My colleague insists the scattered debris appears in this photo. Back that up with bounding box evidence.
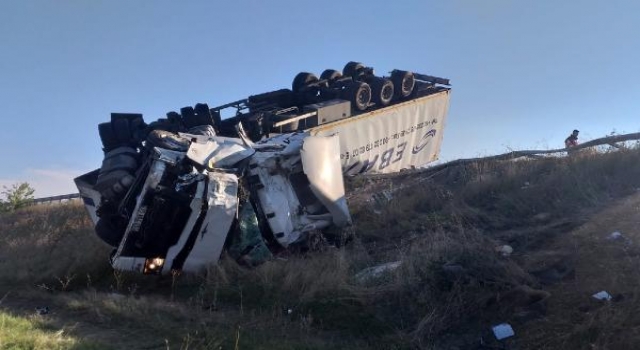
[495,245,514,257]
[592,291,612,301]
[605,231,632,246]
[491,323,515,340]
[607,231,623,240]
[355,261,402,283]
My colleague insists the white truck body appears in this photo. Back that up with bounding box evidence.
[310,90,450,175]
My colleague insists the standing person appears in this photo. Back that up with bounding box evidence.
[565,129,579,148]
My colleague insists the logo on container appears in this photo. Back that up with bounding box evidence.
[412,129,437,154]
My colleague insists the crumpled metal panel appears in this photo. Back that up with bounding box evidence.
[186,136,255,169]
[181,172,239,271]
[300,134,351,227]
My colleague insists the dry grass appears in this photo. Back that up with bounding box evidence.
[344,147,640,348]
[516,193,640,349]
[355,148,640,240]
[1,147,640,349]
[0,202,112,288]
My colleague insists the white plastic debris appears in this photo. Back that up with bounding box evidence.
[592,291,612,301]
[607,231,623,240]
[355,261,402,283]
[492,323,515,340]
[495,245,514,257]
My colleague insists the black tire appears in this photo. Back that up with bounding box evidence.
[343,61,365,78]
[112,117,133,147]
[111,114,146,147]
[97,171,136,201]
[320,69,342,82]
[166,111,182,127]
[292,72,319,92]
[95,217,125,247]
[98,122,118,151]
[129,115,146,143]
[179,106,195,129]
[95,146,139,201]
[128,114,145,129]
[391,70,415,99]
[342,81,371,111]
[370,77,395,107]
[192,103,213,127]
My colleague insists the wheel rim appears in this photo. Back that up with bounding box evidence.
[381,83,393,102]
[402,75,415,95]
[356,86,371,109]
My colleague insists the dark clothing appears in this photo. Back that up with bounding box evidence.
[565,134,578,148]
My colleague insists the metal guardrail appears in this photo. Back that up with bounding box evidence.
[30,133,640,206]
[31,193,81,205]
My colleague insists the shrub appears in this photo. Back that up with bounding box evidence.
[0,182,35,212]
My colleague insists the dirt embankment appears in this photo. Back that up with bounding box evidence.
[1,148,640,349]
[515,193,640,349]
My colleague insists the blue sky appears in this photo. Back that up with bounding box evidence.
[1,0,639,196]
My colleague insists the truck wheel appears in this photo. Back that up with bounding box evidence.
[320,69,342,82]
[371,77,394,107]
[342,81,371,111]
[95,146,139,201]
[192,103,213,128]
[391,70,415,99]
[343,61,365,78]
[112,118,134,147]
[292,72,318,92]
[98,122,118,151]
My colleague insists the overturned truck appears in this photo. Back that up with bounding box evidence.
[75,62,451,275]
